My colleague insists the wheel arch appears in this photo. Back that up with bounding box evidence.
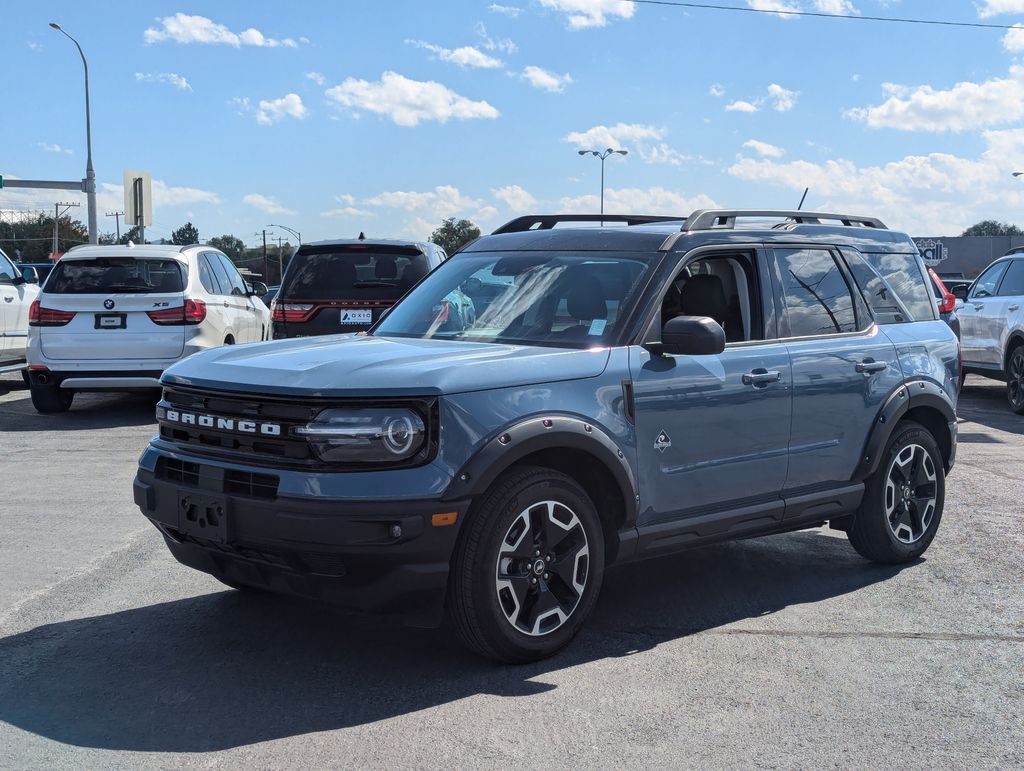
[855,380,956,480]
[1005,332,1024,372]
[443,415,637,564]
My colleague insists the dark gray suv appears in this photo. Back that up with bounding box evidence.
[135,210,959,663]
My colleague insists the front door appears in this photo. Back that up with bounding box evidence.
[959,260,1010,367]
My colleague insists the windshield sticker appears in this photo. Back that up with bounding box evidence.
[588,319,607,336]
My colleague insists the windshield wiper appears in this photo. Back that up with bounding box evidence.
[352,280,397,288]
[106,283,156,292]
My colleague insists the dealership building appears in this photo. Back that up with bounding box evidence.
[914,235,1024,278]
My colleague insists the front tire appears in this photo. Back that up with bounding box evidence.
[30,383,74,413]
[1006,345,1024,415]
[448,466,605,663]
[848,420,944,563]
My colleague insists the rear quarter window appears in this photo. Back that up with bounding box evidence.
[864,252,935,322]
[45,258,186,294]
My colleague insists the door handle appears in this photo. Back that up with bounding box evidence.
[973,304,984,311]
[742,369,781,386]
[855,359,888,374]
[2,297,12,303]
[1009,304,1021,312]
[223,301,230,307]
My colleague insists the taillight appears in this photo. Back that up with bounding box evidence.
[272,302,315,323]
[147,299,207,326]
[28,300,76,327]
[938,291,956,314]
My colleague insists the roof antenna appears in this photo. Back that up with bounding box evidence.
[797,187,809,210]
[357,231,366,240]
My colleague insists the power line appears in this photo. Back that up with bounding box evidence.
[623,0,1024,30]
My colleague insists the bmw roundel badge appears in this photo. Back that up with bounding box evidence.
[104,299,115,310]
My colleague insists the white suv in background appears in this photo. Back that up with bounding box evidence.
[26,243,271,413]
[0,247,41,379]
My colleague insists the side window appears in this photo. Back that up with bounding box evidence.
[774,248,858,337]
[201,254,227,295]
[0,256,16,284]
[971,261,1009,299]
[862,253,935,321]
[198,254,222,294]
[996,260,1024,297]
[842,249,913,324]
[659,252,763,343]
[216,254,247,296]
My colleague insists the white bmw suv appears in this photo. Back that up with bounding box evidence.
[26,243,271,413]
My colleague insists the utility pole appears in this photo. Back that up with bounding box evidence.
[261,229,269,281]
[275,235,285,283]
[106,210,124,241]
[53,201,80,256]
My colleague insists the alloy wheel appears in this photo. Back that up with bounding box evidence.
[1008,349,1024,412]
[885,444,937,544]
[494,500,590,636]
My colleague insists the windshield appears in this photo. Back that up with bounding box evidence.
[46,258,185,294]
[281,245,431,302]
[374,251,653,348]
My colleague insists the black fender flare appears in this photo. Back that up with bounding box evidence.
[442,414,638,521]
[854,379,956,481]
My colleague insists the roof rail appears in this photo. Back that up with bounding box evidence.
[493,214,684,234]
[682,209,887,231]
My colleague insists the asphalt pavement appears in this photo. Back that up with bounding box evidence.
[0,373,1021,769]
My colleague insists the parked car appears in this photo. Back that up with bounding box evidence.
[929,268,960,338]
[0,248,42,380]
[271,238,446,339]
[17,262,56,286]
[26,243,272,413]
[260,285,280,306]
[953,254,1024,413]
[135,209,958,663]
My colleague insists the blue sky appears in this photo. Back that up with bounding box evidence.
[5,0,1024,245]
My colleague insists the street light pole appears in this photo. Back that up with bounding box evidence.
[50,22,97,245]
[268,223,301,283]
[577,147,628,223]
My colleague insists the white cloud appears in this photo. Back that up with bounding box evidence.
[243,193,296,216]
[709,83,726,97]
[558,186,718,215]
[538,0,636,28]
[638,144,692,166]
[493,185,537,212]
[978,0,1024,17]
[726,100,759,113]
[365,185,483,218]
[1003,24,1024,52]
[520,65,573,92]
[489,3,522,17]
[407,40,503,68]
[325,71,499,126]
[255,93,307,125]
[847,65,1024,133]
[812,0,858,13]
[38,142,72,155]
[768,83,798,111]
[747,0,800,17]
[743,139,786,158]
[143,13,301,48]
[135,72,192,91]
[564,122,665,149]
[727,128,1024,234]
[320,206,372,218]
[475,23,518,53]
[305,71,326,86]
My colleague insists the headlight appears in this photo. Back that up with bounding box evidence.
[294,407,427,464]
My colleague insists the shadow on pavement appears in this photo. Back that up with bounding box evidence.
[0,530,909,752]
[957,382,1022,435]
[0,391,157,431]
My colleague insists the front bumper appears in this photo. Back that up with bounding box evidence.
[134,453,469,627]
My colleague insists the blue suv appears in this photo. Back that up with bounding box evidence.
[134,210,959,662]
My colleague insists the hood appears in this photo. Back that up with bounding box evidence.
[162,334,611,397]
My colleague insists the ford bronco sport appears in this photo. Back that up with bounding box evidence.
[134,210,959,663]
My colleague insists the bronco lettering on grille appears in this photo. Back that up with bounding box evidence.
[162,408,282,436]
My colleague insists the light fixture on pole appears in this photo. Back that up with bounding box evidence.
[50,22,97,245]
[577,147,628,221]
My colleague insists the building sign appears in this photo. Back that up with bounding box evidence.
[915,239,948,266]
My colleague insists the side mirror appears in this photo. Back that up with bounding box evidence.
[251,281,269,296]
[20,266,40,285]
[644,315,726,357]
[951,285,968,301]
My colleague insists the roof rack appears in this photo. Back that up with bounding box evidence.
[681,209,887,231]
[492,214,684,234]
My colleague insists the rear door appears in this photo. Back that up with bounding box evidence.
[38,257,187,360]
[769,246,903,494]
[960,260,1011,366]
[211,253,256,342]
[0,253,19,359]
[275,245,431,338]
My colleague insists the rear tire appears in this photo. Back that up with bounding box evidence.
[848,420,944,563]
[30,383,74,414]
[448,465,605,664]
[1006,345,1024,415]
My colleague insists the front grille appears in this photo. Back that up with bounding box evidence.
[156,457,280,500]
[161,457,200,486]
[224,469,279,500]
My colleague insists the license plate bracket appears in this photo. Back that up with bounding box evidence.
[94,313,127,329]
[177,492,229,543]
[340,308,372,325]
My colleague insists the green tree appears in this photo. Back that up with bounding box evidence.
[119,225,143,245]
[961,220,1024,237]
[171,222,200,245]
[208,234,246,260]
[0,213,89,259]
[430,217,480,255]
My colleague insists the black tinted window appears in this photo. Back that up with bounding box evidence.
[46,258,185,294]
[842,249,911,324]
[997,260,1024,296]
[775,248,857,337]
[282,247,430,302]
[862,253,934,321]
